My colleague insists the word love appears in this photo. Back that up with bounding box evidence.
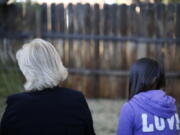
[142,113,180,132]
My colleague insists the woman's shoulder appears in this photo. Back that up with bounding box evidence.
[9,90,31,98]
[11,87,83,97]
[51,87,84,99]
[7,92,28,101]
[118,101,135,127]
[6,87,85,105]
[121,101,134,112]
[59,87,83,95]
[120,101,136,119]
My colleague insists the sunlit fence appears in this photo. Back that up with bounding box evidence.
[0,3,180,103]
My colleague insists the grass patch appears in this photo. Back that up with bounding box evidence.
[0,64,24,98]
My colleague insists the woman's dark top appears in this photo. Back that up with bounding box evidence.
[0,86,96,135]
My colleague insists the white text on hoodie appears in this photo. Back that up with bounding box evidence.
[142,113,180,132]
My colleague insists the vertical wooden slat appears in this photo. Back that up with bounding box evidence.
[113,4,122,70]
[55,4,66,65]
[165,5,176,100]
[119,4,128,69]
[154,3,166,65]
[91,4,100,98]
[175,3,180,71]
[64,3,74,91]
[126,4,137,68]
[175,4,180,40]
[171,3,180,103]
[64,3,74,67]
[109,4,118,98]
[25,3,37,35]
[58,4,65,33]
[82,3,94,97]
[105,4,114,98]
[99,4,111,98]
[73,3,84,68]
[50,4,65,82]
[121,4,136,98]
[93,3,100,69]
[136,3,147,59]
[155,3,166,32]
[41,3,48,34]
[72,3,85,93]
[100,4,110,70]
[107,5,115,69]
[155,4,166,38]
[35,4,41,37]
[51,3,57,32]
[164,4,175,71]
[147,3,156,58]
[118,4,129,98]
[84,3,93,68]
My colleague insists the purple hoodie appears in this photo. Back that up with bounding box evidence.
[117,90,180,135]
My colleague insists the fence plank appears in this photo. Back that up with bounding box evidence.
[119,4,128,70]
[175,3,180,71]
[108,4,120,98]
[91,4,100,98]
[154,3,166,65]
[136,4,148,59]
[72,3,86,94]
[82,4,95,97]
[164,4,175,71]
[41,3,48,34]
[65,3,74,67]
[170,3,180,103]
[51,3,57,32]
[97,5,108,97]
[164,4,176,101]
[126,4,137,68]
[147,4,155,58]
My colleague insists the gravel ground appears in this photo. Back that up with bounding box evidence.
[87,99,125,135]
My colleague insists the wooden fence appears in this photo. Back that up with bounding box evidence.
[0,3,180,102]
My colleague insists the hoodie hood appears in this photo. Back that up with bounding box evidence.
[131,90,177,118]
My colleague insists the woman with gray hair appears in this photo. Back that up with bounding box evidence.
[0,38,96,135]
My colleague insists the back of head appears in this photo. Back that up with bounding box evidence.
[129,58,165,99]
[16,38,68,91]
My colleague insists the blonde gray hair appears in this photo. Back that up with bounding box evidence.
[16,38,68,91]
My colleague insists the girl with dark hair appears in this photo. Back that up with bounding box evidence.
[117,58,180,135]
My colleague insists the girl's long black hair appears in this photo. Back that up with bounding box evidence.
[128,58,166,99]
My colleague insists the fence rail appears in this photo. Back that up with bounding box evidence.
[1,33,180,44]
